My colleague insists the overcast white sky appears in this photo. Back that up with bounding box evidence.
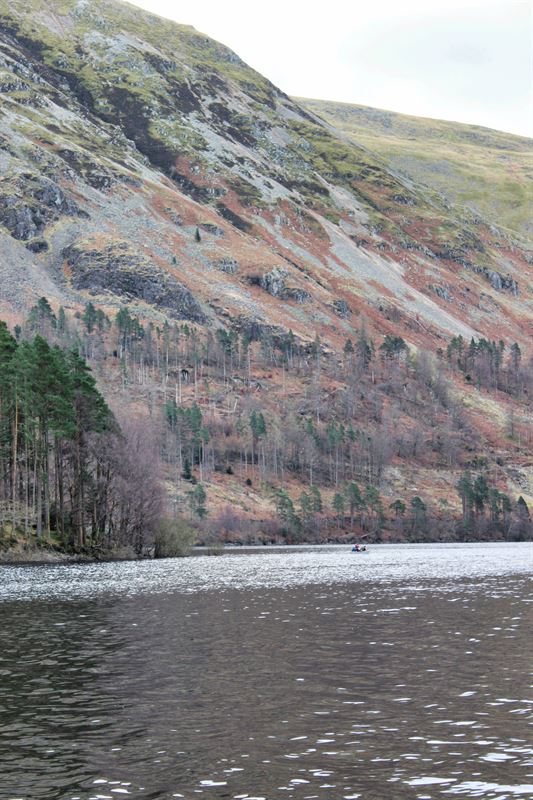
[131,0,532,136]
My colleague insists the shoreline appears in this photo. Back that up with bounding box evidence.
[0,537,523,566]
[0,548,143,567]
[0,550,103,566]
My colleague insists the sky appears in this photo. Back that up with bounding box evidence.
[131,0,532,136]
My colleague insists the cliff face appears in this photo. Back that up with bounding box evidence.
[0,0,531,353]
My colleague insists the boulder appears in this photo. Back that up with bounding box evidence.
[199,223,225,237]
[282,287,310,303]
[260,267,287,297]
[333,299,351,317]
[216,257,238,274]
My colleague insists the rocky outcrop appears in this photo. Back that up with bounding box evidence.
[165,209,183,226]
[34,180,79,214]
[467,265,520,296]
[333,299,351,318]
[199,223,225,237]
[258,268,309,302]
[57,148,116,190]
[0,177,85,240]
[216,257,238,274]
[260,267,287,297]
[26,238,49,253]
[483,269,519,296]
[430,284,453,302]
[64,243,206,322]
[0,199,38,240]
[433,246,472,267]
[282,287,310,303]
[215,203,252,232]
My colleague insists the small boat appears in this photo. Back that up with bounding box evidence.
[351,545,368,553]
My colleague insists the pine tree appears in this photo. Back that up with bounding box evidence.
[27,297,57,333]
[332,492,345,524]
[67,348,111,546]
[356,326,373,371]
[457,471,475,531]
[346,482,363,526]
[309,484,322,514]
[410,496,427,535]
[390,499,406,517]
[473,474,489,516]
[0,323,17,529]
[364,485,383,530]
[189,483,207,518]
[299,491,313,527]
[82,302,97,333]
[276,489,301,539]
[380,335,407,361]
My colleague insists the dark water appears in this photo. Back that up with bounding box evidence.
[0,543,532,800]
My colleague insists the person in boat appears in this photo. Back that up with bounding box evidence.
[352,544,360,552]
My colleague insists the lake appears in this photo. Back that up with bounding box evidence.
[0,543,531,799]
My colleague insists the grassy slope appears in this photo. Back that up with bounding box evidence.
[298,98,533,238]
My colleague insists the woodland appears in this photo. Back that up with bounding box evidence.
[0,297,531,559]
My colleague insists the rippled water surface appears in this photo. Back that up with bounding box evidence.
[1,543,532,799]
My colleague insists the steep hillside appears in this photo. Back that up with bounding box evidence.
[0,0,532,548]
[298,98,533,239]
[0,0,532,352]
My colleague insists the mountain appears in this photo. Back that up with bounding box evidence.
[0,0,532,547]
[1,0,531,348]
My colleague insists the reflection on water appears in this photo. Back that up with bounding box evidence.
[0,542,531,602]
[0,543,531,799]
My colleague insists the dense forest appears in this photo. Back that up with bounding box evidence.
[0,311,164,557]
[0,297,531,558]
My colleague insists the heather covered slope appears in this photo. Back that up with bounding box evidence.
[298,98,533,239]
[0,0,532,354]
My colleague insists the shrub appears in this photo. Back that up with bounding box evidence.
[154,516,197,558]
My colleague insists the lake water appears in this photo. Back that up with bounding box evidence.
[0,543,532,800]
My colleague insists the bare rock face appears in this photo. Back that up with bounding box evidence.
[260,267,288,297]
[0,198,37,240]
[469,265,520,296]
[0,177,86,240]
[34,180,78,213]
[64,243,206,322]
[485,270,519,296]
